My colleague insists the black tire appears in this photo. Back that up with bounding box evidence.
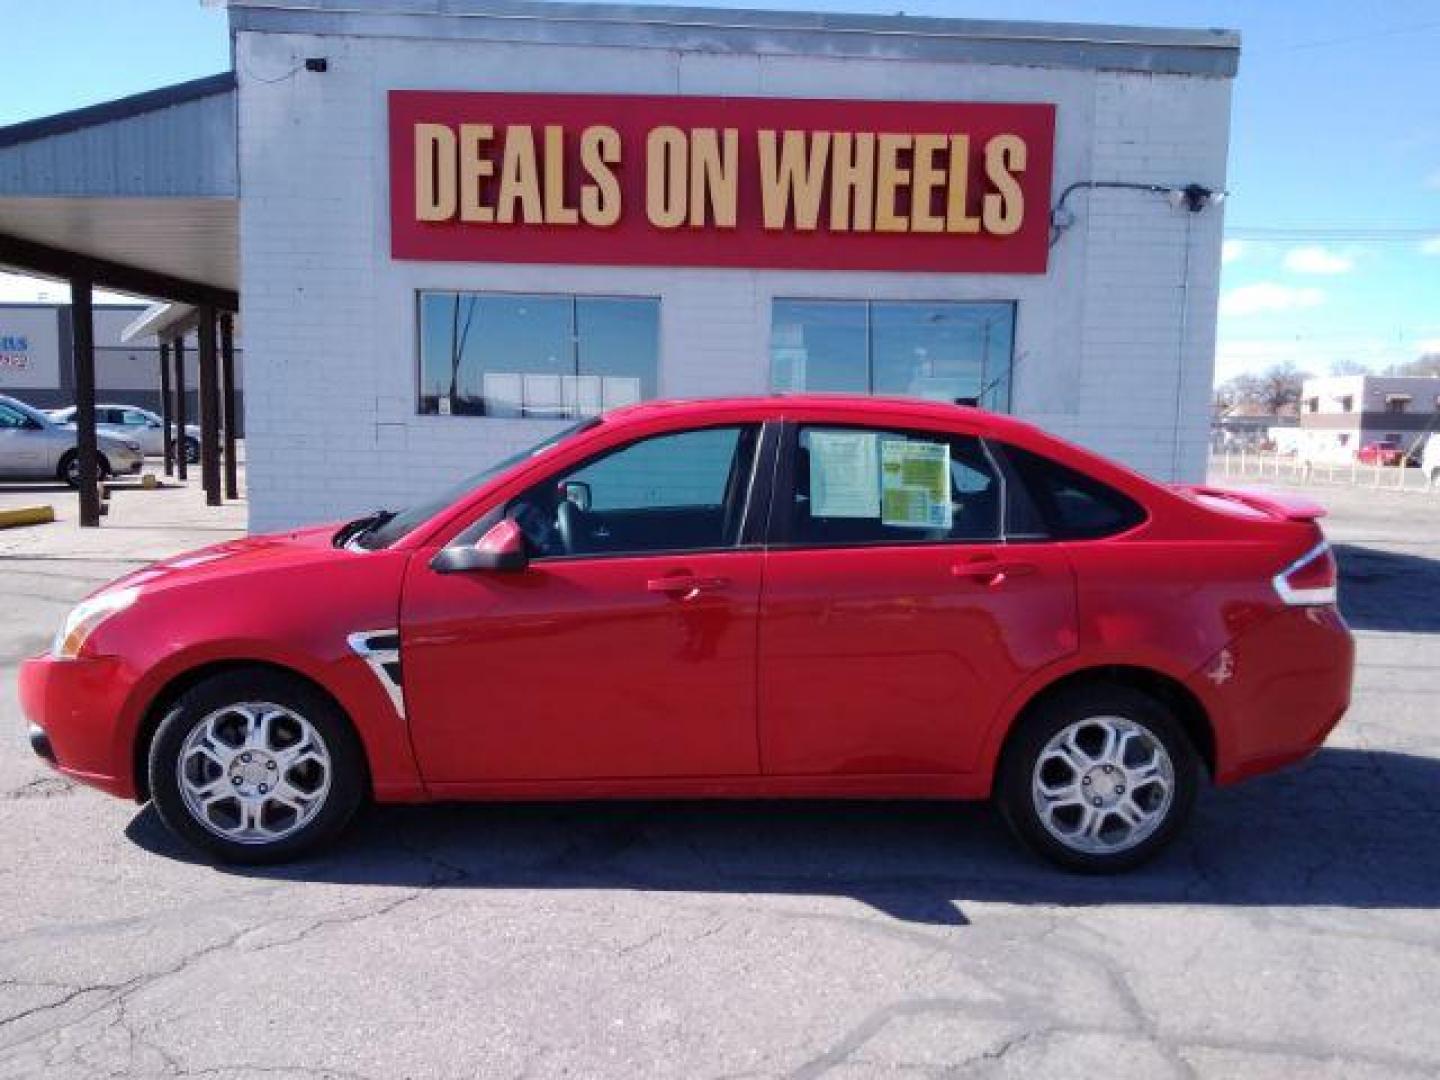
[996,684,1200,874]
[147,669,366,865]
[58,450,111,489]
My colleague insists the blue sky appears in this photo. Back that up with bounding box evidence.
[2,0,1437,381]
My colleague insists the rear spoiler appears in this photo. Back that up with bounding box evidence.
[1174,484,1327,522]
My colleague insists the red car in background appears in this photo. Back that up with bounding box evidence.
[19,396,1354,873]
[1356,440,1407,467]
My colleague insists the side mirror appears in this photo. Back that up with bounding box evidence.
[431,518,529,574]
[559,480,591,512]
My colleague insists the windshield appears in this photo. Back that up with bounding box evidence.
[355,418,601,549]
[2,396,53,427]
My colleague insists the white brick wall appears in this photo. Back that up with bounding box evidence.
[236,30,1232,532]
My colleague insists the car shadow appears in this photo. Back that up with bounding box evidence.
[126,746,1440,926]
[1336,543,1440,633]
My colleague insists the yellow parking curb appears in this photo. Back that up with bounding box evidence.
[0,505,56,529]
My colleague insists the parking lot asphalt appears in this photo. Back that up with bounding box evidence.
[0,477,1437,1079]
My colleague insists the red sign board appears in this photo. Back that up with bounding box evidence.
[389,91,1055,273]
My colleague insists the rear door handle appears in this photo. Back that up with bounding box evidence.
[646,574,730,598]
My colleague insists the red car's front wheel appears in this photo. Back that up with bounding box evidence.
[148,669,366,864]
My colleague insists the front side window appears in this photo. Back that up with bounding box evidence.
[789,426,1001,546]
[418,292,659,419]
[509,425,759,559]
[0,402,29,429]
[771,300,1016,411]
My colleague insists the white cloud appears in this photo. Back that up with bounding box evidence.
[1220,282,1326,317]
[1221,239,1246,265]
[1282,246,1353,275]
[1420,236,1440,256]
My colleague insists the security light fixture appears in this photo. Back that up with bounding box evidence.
[1168,184,1224,212]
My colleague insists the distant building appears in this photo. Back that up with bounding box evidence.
[1212,402,1297,451]
[0,301,243,420]
[1296,374,1440,462]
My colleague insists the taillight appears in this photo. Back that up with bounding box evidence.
[1273,541,1338,606]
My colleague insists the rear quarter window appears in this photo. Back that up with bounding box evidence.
[999,444,1147,540]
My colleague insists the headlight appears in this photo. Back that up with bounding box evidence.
[52,587,139,659]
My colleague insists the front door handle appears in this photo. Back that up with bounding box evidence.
[952,558,1038,584]
[646,574,730,599]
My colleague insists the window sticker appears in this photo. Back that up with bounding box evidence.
[808,431,880,518]
[880,439,953,529]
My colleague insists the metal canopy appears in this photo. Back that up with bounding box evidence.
[0,72,238,301]
[0,198,237,297]
[0,73,240,523]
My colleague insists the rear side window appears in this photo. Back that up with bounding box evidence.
[789,426,1001,546]
[999,444,1146,540]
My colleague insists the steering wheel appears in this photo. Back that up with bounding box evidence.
[555,499,586,556]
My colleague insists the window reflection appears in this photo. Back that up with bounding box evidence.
[418,292,659,418]
[771,301,868,394]
[771,299,1015,411]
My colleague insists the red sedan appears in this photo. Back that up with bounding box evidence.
[20,396,1353,872]
[1356,440,1406,467]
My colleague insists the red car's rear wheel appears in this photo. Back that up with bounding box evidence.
[997,684,1201,873]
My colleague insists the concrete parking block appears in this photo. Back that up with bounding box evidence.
[0,504,54,529]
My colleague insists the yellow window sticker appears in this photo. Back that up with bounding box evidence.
[880,439,952,529]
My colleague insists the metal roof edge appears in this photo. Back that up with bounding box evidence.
[0,72,237,151]
[227,2,1239,77]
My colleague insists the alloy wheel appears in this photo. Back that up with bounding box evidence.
[176,702,332,845]
[1031,715,1175,855]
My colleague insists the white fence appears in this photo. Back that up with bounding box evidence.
[1210,452,1439,494]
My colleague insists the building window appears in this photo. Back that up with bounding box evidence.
[1306,397,1319,413]
[1339,395,1354,413]
[417,292,659,418]
[770,300,1016,411]
[1385,394,1411,414]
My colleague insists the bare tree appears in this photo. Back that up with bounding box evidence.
[1256,362,1307,415]
[1386,353,1440,377]
[1215,363,1309,415]
[1328,359,1369,376]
